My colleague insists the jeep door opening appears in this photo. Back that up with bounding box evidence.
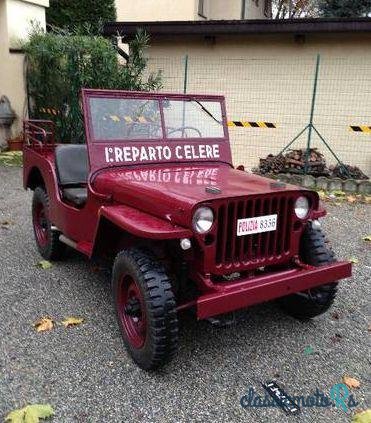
[23,89,351,370]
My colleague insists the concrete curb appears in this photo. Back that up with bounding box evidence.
[261,173,371,194]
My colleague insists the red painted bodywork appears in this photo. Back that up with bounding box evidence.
[197,261,352,319]
[23,89,351,319]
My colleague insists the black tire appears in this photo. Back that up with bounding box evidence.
[112,248,178,370]
[278,224,338,320]
[32,187,65,260]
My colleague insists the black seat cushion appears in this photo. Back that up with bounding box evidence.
[55,144,88,186]
[62,188,88,207]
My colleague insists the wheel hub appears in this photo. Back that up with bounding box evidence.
[124,298,142,318]
[33,202,49,247]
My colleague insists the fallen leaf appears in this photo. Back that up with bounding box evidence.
[347,196,357,203]
[24,404,54,423]
[331,333,343,343]
[352,409,371,423]
[1,220,14,226]
[5,404,54,423]
[91,266,101,273]
[364,196,371,205]
[343,375,361,389]
[332,190,346,197]
[61,317,84,328]
[5,408,24,423]
[34,317,54,333]
[36,260,53,270]
[362,235,371,242]
[349,257,359,264]
[317,190,327,200]
[331,311,340,320]
[303,345,315,356]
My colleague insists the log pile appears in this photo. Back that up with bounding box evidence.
[329,164,369,180]
[259,148,328,176]
[258,148,369,180]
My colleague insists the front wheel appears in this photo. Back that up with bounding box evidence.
[32,187,65,260]
[278,224,338,320]
[112,248,178,370]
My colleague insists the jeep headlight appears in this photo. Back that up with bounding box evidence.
[193,207,214,234]
[294,196,309,219]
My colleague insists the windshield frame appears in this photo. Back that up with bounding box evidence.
[82,89,232,173]
[83,89,229,144]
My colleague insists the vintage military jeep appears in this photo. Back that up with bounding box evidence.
[23,89,351,370]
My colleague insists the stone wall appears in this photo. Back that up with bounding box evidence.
[264,173,371,195]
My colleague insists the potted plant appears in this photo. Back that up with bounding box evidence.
[7,133,23,151]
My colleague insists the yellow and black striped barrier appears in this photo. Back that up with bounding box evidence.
[108,115,157,124]
[109,116,279,127]
[40,107,60,116]
[228,121,277,128]
[350,125,371,133]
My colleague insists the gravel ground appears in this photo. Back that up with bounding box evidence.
[0,166,370,423]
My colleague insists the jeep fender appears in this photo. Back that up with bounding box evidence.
[92,204,192,258]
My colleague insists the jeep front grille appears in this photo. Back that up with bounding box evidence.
[215,194,295,270]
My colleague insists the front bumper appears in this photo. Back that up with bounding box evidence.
[197,261,351,319]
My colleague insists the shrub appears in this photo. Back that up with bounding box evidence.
[318,0,371,17]
[46,0,116,35]
[23,28,162,143]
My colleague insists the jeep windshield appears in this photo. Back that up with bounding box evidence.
[88,97,225,141]
[82,89,232,172]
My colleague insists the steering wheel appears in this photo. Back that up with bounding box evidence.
[167,126,202,138]
[126,122,163,138]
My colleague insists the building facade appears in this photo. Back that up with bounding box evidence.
[115,0,271,22]
[0,0,48,147]
[105,19,371,174]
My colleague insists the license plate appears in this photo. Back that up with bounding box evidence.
[262,381,300,415]
[237,214,277,237]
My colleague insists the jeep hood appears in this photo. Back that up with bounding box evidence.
[93,163,304,226]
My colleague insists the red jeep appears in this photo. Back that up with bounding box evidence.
[23,89,351,370]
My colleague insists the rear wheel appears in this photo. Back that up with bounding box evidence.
[278,224,338,320]
[112,248,178,370]
[32,187,65,260]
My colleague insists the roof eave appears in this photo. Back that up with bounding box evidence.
[103,18,371,39]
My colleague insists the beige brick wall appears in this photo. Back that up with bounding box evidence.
[115,0,267,22]
[116,0,197,21]
[144,33,371,175]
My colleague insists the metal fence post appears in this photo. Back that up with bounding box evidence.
[183,54,189,94]
[279,54,350,178]
[304,54,321,174]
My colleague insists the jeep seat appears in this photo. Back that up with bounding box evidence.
[55,145,88,207]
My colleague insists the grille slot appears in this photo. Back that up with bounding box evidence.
[215,195,294,268]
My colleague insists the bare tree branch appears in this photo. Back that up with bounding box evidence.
[273,0,320,18]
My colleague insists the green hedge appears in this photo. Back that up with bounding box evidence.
[319,0,371,17]
[46,0,116,35]
[23,28,162,143]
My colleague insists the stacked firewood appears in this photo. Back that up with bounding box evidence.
[258,149,369,180]
[329,164,369,180]
[259,148,328,176]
